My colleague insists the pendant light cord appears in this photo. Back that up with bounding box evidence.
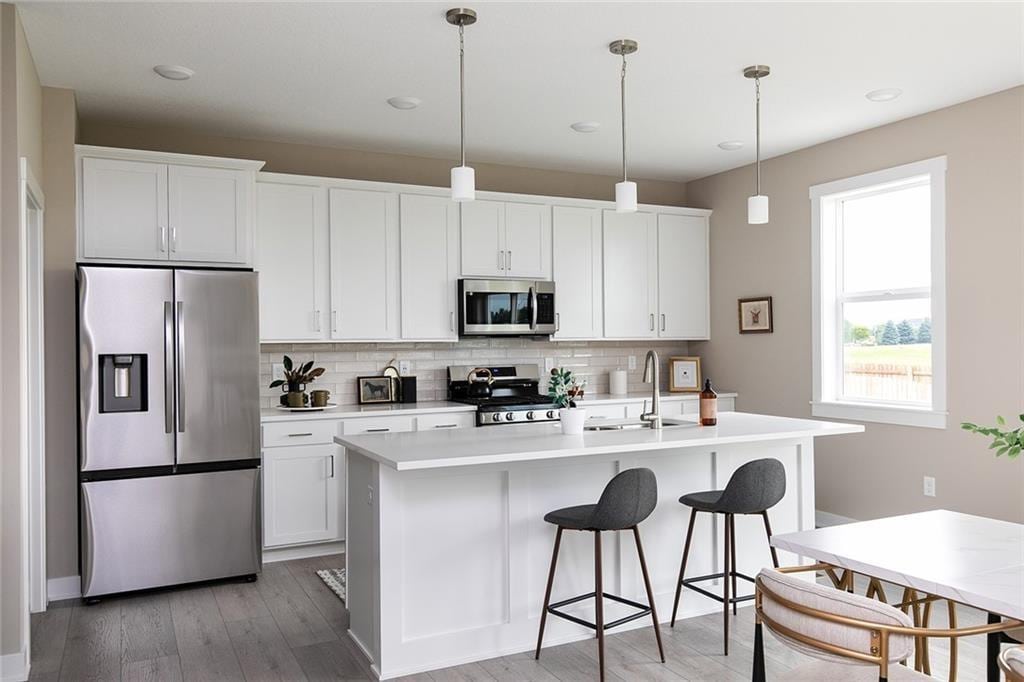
[620,53,628,182]
[755,76,761,195]
[459,23,466,168]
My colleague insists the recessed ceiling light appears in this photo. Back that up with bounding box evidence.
[387,96,422,110]
[718,140,744,151]
[153,65,194,81]
[570,121,601,133]
[866,88,902,102]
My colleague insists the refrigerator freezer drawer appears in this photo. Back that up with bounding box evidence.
[81,468,261,597]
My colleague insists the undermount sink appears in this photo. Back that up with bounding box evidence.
[583,418,698,431]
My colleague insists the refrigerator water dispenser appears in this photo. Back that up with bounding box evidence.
[99,354,148,413]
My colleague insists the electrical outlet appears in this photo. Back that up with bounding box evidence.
[399,360,411,375]
[271,363,286,381]
[628,355,637,370]
[544,357,555,373]
[923,476,936,497]
[368,485,374,506]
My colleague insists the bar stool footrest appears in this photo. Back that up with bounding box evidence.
[681,571,757,606]
[547,591,653,631]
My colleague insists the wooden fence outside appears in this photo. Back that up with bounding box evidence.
[843,362,932,403]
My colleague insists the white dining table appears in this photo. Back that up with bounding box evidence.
[771,509,1024,681]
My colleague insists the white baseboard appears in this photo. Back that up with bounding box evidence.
[47,575,81,602]
[263,540,345,564]
[0,646,29,682]
[816,510,857,528]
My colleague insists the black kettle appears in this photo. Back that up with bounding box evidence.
[467,367,494,399]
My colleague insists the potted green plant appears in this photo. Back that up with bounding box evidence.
[269,355,325,408]
[961,415,1024,459]
[548,367,588,435]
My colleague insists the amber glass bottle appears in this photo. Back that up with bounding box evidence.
[699,379,718,426]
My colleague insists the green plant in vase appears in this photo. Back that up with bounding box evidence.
[548,367,586,409]
[269,355,325,407]
[961,415,1024,459]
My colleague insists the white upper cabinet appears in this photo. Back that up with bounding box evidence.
[77,146,262,266]
[460,200,551,278]
[603,210,658,338]
[256,181,329,341]
[552,206,602,339]
[168,165,250,263]
[329,188,400,340]
[81,157,168,261]
[657,214,710,339]
[400,194,459,340]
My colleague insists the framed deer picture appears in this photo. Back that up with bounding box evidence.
[738,296,773,334]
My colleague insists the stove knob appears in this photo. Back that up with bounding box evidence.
[547,410,556,419]
[526,411,535,420]
[505,412,515,421]
[491,413,502,422]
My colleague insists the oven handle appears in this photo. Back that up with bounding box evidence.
[529,286,537,330]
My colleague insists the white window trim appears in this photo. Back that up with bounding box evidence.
[810,156,947,429]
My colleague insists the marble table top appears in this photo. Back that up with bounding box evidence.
[771,509,1024,619]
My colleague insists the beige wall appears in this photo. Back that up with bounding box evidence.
[41,87,76,581]
[14,9,38,182]
[687,86,1024,523]
[77,120,688,206]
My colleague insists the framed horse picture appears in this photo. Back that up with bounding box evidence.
[738,296,773,334]
[358,376,394,404]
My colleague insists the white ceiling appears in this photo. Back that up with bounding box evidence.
[18,1,1024,182]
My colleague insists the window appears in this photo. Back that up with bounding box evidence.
[811,157,946,428]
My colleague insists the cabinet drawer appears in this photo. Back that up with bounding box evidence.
[416,412,476,431]
[341,416,415,435]
[583,404,628,420]
[263,420,338,448]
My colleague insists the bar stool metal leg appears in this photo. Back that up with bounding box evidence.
[730,514,738,616]
[535,526,563,659]
[761,511,780,568]
[671,508,698,626]
[723,512,732,656]
[595,530,605,682]
[633,526,665,663]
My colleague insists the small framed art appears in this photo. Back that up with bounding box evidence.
[357,376,394,404]
[669,356,702,393]
[738,296,773,334]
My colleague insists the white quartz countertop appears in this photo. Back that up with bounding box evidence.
[260,401,475,422]
[574,391,737,404]
[336,411,864,471]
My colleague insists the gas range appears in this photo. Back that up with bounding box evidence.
[447,365,561,426]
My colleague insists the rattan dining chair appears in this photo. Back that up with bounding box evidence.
[753,565,1021,682]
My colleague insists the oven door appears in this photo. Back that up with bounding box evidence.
[459,279,555,336]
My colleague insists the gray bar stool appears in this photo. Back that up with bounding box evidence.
[669,458,786,655]
[535,468,664,681]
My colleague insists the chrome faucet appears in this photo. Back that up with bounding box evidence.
[640,350,662,429]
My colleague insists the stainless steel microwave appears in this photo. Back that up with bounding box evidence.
[458,279,556,337]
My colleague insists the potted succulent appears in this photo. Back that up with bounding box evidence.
[269,355,325,408]
[548,367,588,435]
[961,415,1024,459]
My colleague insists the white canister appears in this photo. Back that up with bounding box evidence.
[559,408,587,435]
[609,369,628,396]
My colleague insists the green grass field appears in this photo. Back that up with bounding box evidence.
[844,343,931,367]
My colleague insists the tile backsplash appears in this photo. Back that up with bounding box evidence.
[259,339,690,408]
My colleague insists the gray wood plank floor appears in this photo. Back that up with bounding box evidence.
[31,557,999,681]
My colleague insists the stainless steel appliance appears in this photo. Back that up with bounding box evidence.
[77,266,261,599]
[447,364,561,426]
[458,279,555,337]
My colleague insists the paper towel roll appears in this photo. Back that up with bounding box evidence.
[609,369,628,396]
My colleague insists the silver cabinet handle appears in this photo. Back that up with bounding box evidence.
[288,432,314,438]
[331,310,338,333]
[661,313,666,332]
[497,250,503,270]
[555,312,560,332]
[328,456,335,478]
[450,311,455,332]
[170,227,178,252]
[433,424,458,429]
[507,250,512,271]
[176,301,185,433]
[314,310,321,332]
[649,313,655,331]
[366,428,390,433]
[164,301,174,433]
[159,225,167,252]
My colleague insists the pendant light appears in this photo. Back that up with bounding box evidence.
[610,39,638,212]
[744,64,770,224]
[447,8,477,202]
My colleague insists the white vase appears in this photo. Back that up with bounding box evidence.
[560,408,587,435]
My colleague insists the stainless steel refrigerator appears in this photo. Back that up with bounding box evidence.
[77,265,261,599]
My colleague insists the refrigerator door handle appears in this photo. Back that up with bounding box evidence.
[164,302,174,434]
[176,301,185,433]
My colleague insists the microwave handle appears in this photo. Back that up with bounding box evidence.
[529,286,537,330]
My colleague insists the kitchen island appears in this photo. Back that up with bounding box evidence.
[336,412,863,679]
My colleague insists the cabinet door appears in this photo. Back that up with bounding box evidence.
[168,165,250,263]
[400,194,459,340]
[460,200,505,276]
[658,214,709,339]
[263,444,341,547]
[552,206,602,339]
[504,202,551,278]
[329,188,400,339]
[81,157,168,261]
[256,182,329,340]
[603,210,657,338]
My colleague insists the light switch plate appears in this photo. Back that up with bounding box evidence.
[628,355,637,370]
[544,357,555,373]
[271,363,286,381]
[399,360,411,375]
[923,476,936,497]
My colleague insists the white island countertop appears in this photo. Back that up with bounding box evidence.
[336,411,864,471]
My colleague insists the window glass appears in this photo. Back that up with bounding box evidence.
[841,298,932,404]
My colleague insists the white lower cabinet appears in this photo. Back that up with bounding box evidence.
[263,443,342,548]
